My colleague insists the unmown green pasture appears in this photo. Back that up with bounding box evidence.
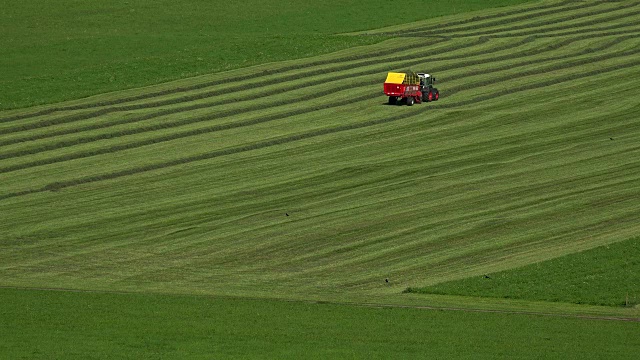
[407,236,640,307]
[0,0,532,110]
[1,288,639,359]
[2,0,640,358]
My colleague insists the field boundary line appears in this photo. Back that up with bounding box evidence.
[357,302,640,322]
[1,285,637,322]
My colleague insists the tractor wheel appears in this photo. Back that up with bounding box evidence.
[427,90,434,102]
[388,96,397,105]
[421,92,428,102]
[434,89,440,101]
[407,97,415,106]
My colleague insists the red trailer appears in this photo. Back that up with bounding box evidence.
[384,72,439,106]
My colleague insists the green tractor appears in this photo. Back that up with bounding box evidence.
[417,73,439,102]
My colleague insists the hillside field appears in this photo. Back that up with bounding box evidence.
[2,0,640,358]
[2,288,638,359]
[0,0,531,110]
[407,236,640,307]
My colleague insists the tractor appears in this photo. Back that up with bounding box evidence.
[383,71,439,106]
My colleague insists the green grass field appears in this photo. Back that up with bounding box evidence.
[1,288,639,359]
[0,0,532,110]
[407,236,640,307]
[2,0,640,358]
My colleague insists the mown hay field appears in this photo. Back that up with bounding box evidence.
[3,0,640,358]
[0,0,531,110]
[2,0,640,303]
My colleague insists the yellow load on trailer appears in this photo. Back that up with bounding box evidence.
[385,72,406,84]
[385,72,420,85]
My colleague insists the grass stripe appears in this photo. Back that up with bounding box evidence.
[382,0,603,35]
[2,0,640,308]
[1,54,639,201]
[2,37,599,160]
[2,42,638,174]
[427,1,640,37]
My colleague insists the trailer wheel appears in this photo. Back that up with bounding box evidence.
[407,97,415,106]
[388,96,397,105]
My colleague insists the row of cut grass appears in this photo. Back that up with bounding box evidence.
[1,0,640,307]
[3,35,639,183]
[2,70,639,297]
[0,0,537,110]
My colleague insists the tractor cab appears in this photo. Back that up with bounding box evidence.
[417,73,440,102]
[417,73,436,89]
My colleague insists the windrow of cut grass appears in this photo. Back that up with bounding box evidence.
[410,2,640,38]
[0,37,607,162]
[5,4,639,133]
[0,1,602,118]
[2,45,639,186]
[1,0,538,111]
[0,37,496,133]
[373,0,618,35]
[1,0,640,305]
[2,36,639,171]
